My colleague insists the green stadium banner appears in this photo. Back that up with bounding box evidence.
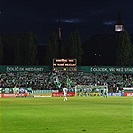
[1,65,133,74]
[0,65,52,72]
[77,66,133,74]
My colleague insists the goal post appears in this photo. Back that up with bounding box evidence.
[74,85,108,97]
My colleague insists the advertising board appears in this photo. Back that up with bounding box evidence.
[52,92,75,97]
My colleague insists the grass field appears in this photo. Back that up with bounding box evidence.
[0,96,133,133]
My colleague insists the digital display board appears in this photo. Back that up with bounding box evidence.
[53,59,77,71]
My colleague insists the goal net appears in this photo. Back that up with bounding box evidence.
[75,85,108,97]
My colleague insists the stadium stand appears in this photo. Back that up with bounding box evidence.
[0,71,133,93]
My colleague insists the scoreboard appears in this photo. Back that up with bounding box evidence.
[53,59,77,71]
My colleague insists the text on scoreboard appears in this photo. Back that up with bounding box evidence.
[53,59,77,71]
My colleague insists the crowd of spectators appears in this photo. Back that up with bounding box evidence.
[0,71,133,92]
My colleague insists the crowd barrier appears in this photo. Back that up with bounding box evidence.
[1,90,133,98]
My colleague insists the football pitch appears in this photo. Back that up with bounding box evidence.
[0,97,133,133]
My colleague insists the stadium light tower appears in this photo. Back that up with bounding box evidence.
[114,14,124,32]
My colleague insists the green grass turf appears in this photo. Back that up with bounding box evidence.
[0,96,133,133]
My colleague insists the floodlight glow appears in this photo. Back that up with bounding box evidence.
[115,25,124,32]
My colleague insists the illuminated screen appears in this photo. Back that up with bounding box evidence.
[53,59,77,71]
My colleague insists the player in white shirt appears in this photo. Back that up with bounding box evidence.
[63,86,68,101]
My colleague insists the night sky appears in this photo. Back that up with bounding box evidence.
[0,0,133,45]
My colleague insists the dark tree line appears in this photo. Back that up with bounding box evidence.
[82,31,133,66]
[0,32,37,65]
[44,30,83,65]
[0,30,133,66]
[116,31,133,66]
[0,30,83,65]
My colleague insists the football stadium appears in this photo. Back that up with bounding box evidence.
[0,62,133,133]
[1,0,133,133]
